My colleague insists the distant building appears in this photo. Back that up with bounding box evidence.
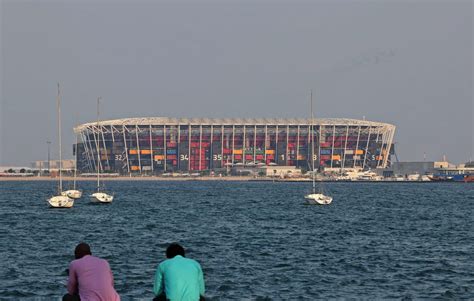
[384,161,473,177]
[258,166,302,178]
[31,160,75,171]
[74,117,396,174]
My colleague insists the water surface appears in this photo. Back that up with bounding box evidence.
[0,181,472,300]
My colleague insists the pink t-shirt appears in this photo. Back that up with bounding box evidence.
[67,255,120,301]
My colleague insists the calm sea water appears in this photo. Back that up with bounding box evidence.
[0,181,472,300]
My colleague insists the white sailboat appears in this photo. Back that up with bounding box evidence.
[62,134,82,199]
[48,83,74,208]
[90,97,114,203]
[305,90,333,205]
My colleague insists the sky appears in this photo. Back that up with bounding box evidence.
[0,0,472,166]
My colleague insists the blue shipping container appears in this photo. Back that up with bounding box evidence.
[320,149,331,155]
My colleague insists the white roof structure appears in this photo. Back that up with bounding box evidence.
[75,117,395,133]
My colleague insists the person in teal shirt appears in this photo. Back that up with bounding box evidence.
[153,243,205,301]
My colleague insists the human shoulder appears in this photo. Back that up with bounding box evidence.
[70,256,86,267]
[93,256,112,269]
[183,257,202,269]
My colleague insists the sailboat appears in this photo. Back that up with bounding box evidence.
[304,90,333,205]
[48,83,74,208]
[62,134,82,199]
[90,97,114,203]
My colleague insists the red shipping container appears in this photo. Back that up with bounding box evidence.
[266,154,275,159]
[320,142,331,148]
[167,155,177,160]
[234,155,242,160]
[245,155,253,160]
[256,155,264,160]
[223,149,232,154]
[320,155,331,160]
[172,160,177,165]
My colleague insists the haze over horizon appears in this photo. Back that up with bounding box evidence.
[1,0,472,166]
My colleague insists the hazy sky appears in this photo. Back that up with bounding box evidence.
[1,0,472,166]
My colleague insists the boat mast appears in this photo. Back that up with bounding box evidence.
[96,97,101,191]
[73,133,77,190]
[311,90,315,194]
[57,83,63,194]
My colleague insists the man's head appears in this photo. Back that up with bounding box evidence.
[74,243,92,259]
[166,243,185,259]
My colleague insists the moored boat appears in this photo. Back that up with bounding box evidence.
[462,174,474,182]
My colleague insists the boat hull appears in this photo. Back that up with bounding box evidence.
[48,195,74,208]
[90,192,113,203]
[305,193,333,205]
[62,190,82,199]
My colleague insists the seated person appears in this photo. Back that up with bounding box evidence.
[153,243,205,301]
[63,243,120,301]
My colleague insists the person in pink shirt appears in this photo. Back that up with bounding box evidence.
[63,243,120,301]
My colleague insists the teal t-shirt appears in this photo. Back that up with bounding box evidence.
[153,255,205,301]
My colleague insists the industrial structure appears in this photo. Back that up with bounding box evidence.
[73,117,396,174]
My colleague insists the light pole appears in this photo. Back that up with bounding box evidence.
[47,141,51,174]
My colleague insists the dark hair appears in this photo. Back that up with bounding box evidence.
[166,243,185,258]
[74,243,92,259]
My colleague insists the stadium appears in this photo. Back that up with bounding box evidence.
[73,117,396,174]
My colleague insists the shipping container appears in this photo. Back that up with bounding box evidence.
[355,150,364,155]
[265,150,275,155]
[320,142,331,148]
[167,149,177,154]
[141,149,152,155]
[320,149,331,155]
[332,155,341,161]
[131,166,140,171]
[129,149,138,155]
[154,155,165,160]
[345,150,354,155]
[233,149,243,155]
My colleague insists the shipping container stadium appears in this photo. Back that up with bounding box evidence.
[73,117,396,174]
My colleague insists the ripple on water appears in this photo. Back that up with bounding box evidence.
[0,181,472,299]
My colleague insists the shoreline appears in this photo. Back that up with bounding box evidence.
[0,176,468,183]
[0,176,257,181]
